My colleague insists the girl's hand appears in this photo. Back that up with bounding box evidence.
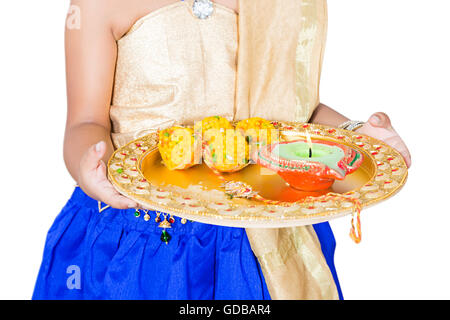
[78,141,138,209]
[356,112,412,168]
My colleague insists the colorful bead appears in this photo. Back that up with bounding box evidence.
[160,230,172,244]
[134,210,141,218]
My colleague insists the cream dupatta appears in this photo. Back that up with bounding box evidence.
[235,0,339,299]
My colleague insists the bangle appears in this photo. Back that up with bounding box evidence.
[338,120,365,132]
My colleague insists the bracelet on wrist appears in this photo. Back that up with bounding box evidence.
[338,120,365,132]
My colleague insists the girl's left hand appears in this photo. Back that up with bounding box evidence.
[356,112,412,168]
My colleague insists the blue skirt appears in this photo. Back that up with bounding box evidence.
[32,187,343,300]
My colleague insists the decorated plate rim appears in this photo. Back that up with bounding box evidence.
[107,122,408,227]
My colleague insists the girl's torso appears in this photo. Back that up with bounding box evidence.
[110,0,239,148]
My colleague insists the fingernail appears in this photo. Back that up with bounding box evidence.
[128,203,137,208]
[95,141,103,153]
[371,115,381,125]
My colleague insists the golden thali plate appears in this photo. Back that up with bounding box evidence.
[108,122,408,228]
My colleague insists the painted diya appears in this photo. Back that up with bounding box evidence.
[256,139,363,191]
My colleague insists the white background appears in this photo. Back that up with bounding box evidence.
[0,0,449,299]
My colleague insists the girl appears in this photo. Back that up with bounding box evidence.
[33,0,411,300]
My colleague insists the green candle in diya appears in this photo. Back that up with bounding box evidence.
[271,141,346,176]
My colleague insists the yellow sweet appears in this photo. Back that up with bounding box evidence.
[158,126,198,170]
[203,128,249,173]
[193,116,247,172]
[236,117,276,146]
[193,116,233,138]
[159,117,274,172]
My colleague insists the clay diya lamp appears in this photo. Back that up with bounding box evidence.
[256,139,363,191]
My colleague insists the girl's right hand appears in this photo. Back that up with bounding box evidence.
[78,141,138,209]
